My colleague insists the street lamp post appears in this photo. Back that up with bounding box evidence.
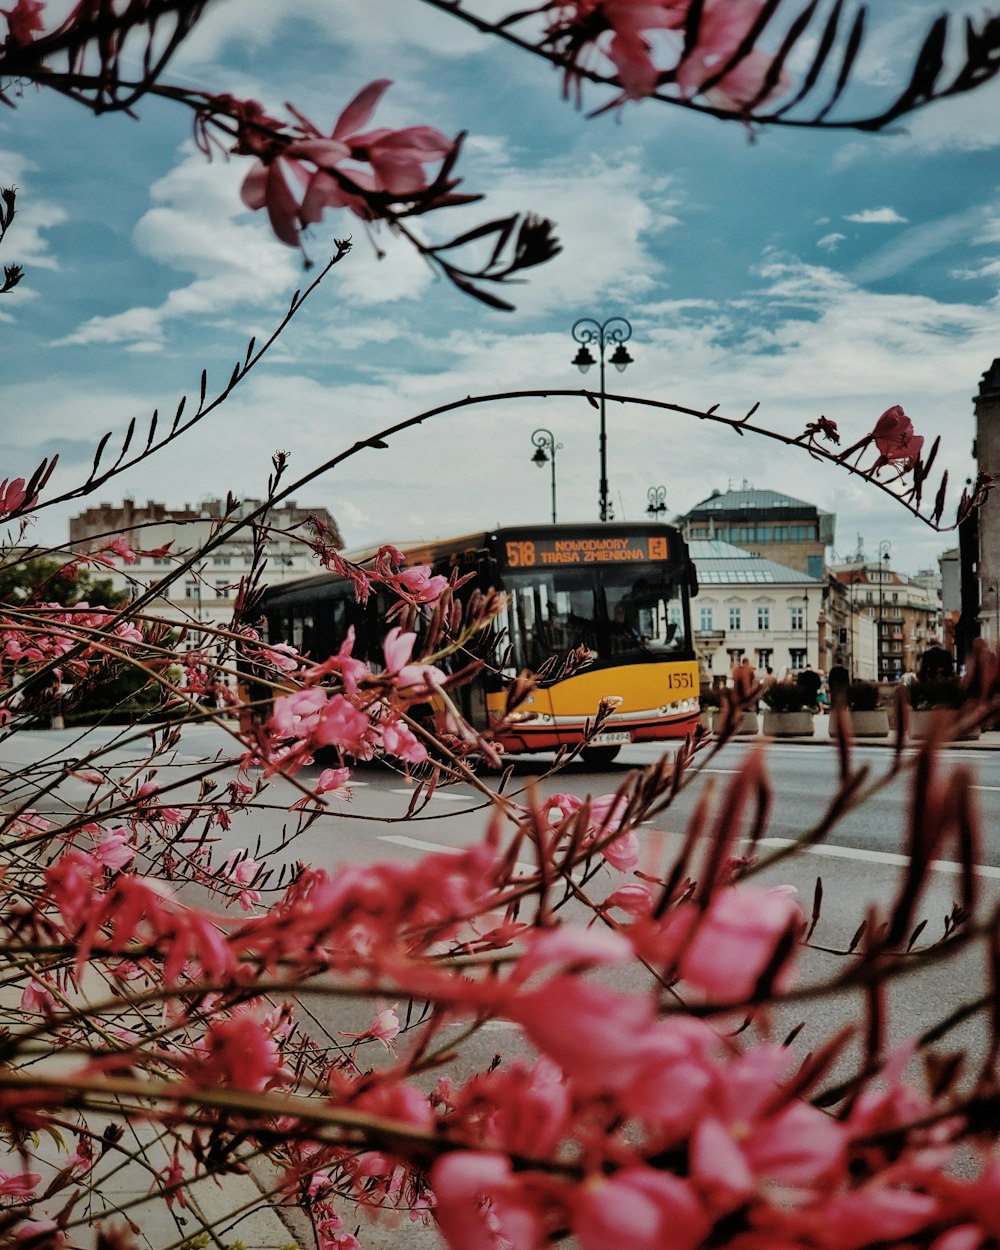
[571,316,634,522]
[876,540,891,681]
[530,428,563,524]
[646,485,667,518]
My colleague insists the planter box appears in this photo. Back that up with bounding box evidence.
[762,711,814,738]
[711,710,759,736]
[908,709,980,742]
[831,708,890,738]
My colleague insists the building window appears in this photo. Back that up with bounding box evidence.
[215,581,231,599]
[185,583,199,600]
[790,606,805,631]
[789,648,807,670]
[668,604,682,627]
[212,556,232,567]
[757,606,770,631]
[757,526,772,541]
[729,606,742,630]
[699,606,714,632]
[756,648,772,669]
[774,526,789,540]
[153,557,171,567]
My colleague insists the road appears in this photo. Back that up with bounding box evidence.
[3,725,997,1247]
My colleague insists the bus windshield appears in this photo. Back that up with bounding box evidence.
[502,564,689,670]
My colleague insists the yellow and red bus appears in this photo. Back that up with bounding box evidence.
[260,523,700,764]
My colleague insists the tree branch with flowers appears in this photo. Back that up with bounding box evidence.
[5,2,1000,1249]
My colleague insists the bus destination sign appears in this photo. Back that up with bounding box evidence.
[503,534,671,568]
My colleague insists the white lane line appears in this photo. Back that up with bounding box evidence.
[758,837,1000,879]
[388,788,472,803]
[380,834,537,876]
[970,785,1000,792]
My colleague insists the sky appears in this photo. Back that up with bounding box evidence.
[3,0,1000,578]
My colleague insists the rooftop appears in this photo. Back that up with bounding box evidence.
[689,539,822,584]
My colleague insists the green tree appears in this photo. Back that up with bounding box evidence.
[0,556,129,608]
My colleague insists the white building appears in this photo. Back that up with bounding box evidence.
[689,540,825,681]
[66,497,342,631]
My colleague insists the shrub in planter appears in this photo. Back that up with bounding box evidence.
[846,681,881,712]
[907,677,964,711]
[761,681,811,713]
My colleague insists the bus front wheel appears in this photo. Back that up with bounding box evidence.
[580,745,621,768]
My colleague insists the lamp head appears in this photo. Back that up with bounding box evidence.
[532,446,549,468]
[610,342,633,372]
[572,345,595,373]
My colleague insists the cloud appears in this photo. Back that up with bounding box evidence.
[51,150,299,346]
[0,148,68,273]
[843,208,908,225]
[816,233,846,253]
[848,207,987,284]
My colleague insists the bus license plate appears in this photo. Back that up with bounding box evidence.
[591,732,631,746]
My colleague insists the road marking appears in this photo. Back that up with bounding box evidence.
[380,834,537,876]
[970,785,1000,792]
[758,837,1000,879]
[388,787,472,802]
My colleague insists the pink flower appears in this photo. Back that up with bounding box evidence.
[188,1015,284,1092]
[382,626,446,695]
[872,404,924,470]
[93,829,135,872]
[666,885,803,1003]
[431,1151,545,1250]
[395,564,449,603]
[506,975,655,1088]
[571,1168,709,1250]
[313,693,373,757]
[603,882,655,915]
[0,1168,41,1198]
[379,713,429,765]
[341,1006,400,1051]
[240,80,455,249]
[690,1047,846,1208]
[1,0,44,47]
[316,766,352,796]
[0,475,30,516]
[108,535,136,563]
[676,0,791,110]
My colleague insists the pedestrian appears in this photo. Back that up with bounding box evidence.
[827,659,849,708]
[796,665,821,710]
[918,637,954,681]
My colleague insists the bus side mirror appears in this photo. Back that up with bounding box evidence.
[688,566,699,597]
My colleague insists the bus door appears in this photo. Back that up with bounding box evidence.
[500,569,601,734]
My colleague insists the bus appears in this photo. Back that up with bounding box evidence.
[259,523,700,764]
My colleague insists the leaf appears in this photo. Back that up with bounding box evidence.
[447,272,515,311]
[585,393,598,409]
[906,918,928,952]
[172,394,186,432]
[119,416,136,458]
[199,369,207,404]
[244,335,256,366]
[847,918,866,953]
[435,215,516,255]
[145,409,159,450]
[89,430,112,479]
[813,8,866,124]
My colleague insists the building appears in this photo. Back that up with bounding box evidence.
[828,556,941,681]
[689,540,825,681]
[680,485,835,577]
[67,497,343,629]
[973,358,1000,650]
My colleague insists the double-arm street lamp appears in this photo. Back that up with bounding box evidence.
[571,316,634,522]
[646,485,668,518]
[530,427,563,524]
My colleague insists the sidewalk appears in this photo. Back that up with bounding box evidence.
[747,715,1000,748]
